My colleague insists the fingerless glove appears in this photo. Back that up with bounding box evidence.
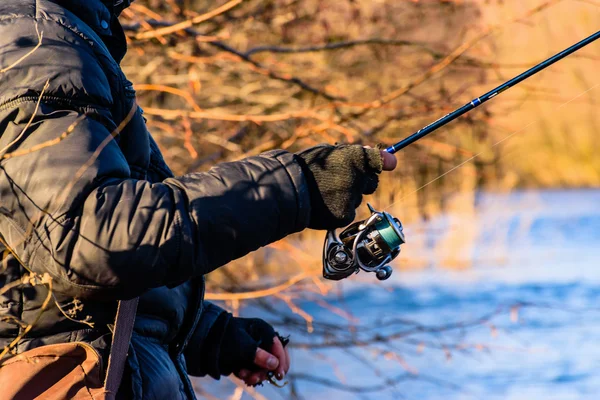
[295,144,383,230]
[217,314,276,375]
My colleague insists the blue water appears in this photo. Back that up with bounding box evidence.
[197,190,600,400]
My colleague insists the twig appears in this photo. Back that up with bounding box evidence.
[245,38,437,57]
[0,23,43,74]
[134,0,244,40]
[51,294,94,328]
[129,3,163,20]
[0,80,50,158]
[0,316,27,329]
[182,118,198,158]
[124,21,344,101]
[49,102,138,215]
[8,101,138,247]
[134,83,203,112]
[141,106,322,123]
[204,272,311,301]
[1,111,89,160]
[0,274,53,360]
[1,250,9,274]
[288,372,412,393]
[274,293,314,333]
[0,275,27,298]
[290,304,520,349]
[342,0,564,122]
[208,40,345,101]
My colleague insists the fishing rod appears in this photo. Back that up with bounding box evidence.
[323,30,600,282]
[386,30,600,154]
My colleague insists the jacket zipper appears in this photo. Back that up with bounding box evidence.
[0,96,110,112]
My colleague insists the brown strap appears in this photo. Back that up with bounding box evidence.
[103,298,139,396]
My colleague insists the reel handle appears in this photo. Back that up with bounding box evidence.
[376,266,393,281]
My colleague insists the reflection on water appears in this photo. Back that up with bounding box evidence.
[198,190,600,400]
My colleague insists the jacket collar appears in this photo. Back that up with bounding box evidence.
[51,0,131,63]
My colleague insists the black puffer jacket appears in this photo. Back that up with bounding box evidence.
[0,0,311,398]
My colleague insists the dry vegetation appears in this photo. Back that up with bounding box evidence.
[116,0,600,397]
[2,0,600,398]
[118,0,600,283]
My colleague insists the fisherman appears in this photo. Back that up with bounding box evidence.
[0,0,396,398]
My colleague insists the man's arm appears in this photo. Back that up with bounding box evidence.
[0,17,310,300]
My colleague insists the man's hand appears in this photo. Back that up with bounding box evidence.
[216,315,290,385]
[235,336,291,386]
[295,144,397,230]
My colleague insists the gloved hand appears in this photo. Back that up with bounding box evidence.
[217,314,290,386]
[295,144,395,230]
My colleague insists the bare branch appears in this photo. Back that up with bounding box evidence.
[245,38,437,57]
[124,21,345,101]
[134,83,203,112]
[134,0,244,40]
[342,0,564,122]
[288,372,412,393]
[208,40,346,101]
[205,273,312,301]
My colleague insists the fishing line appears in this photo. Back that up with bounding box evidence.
[383,82,600,211]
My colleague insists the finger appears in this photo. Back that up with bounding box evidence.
[380,150,397,171]
[257,371,268,383]
[254,347,279,370]
[244,375,257,386]
[246,371,267,386]
[270,337,288,379]
[242,370,261,386]
[249,371,268,386]
[236,369,250,380]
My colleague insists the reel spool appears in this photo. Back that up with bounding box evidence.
[323,204,405,281]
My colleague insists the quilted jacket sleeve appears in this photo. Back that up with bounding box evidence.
[183,301,228,378]
[0,16,311,301]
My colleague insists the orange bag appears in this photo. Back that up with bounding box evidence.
[0,299,138,400]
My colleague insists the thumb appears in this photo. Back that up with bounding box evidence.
[380,150,397,171]
[253,348,279,371]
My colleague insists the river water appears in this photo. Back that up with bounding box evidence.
[197,189,600,400]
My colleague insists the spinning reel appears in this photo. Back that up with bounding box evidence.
[323,204,405,281]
